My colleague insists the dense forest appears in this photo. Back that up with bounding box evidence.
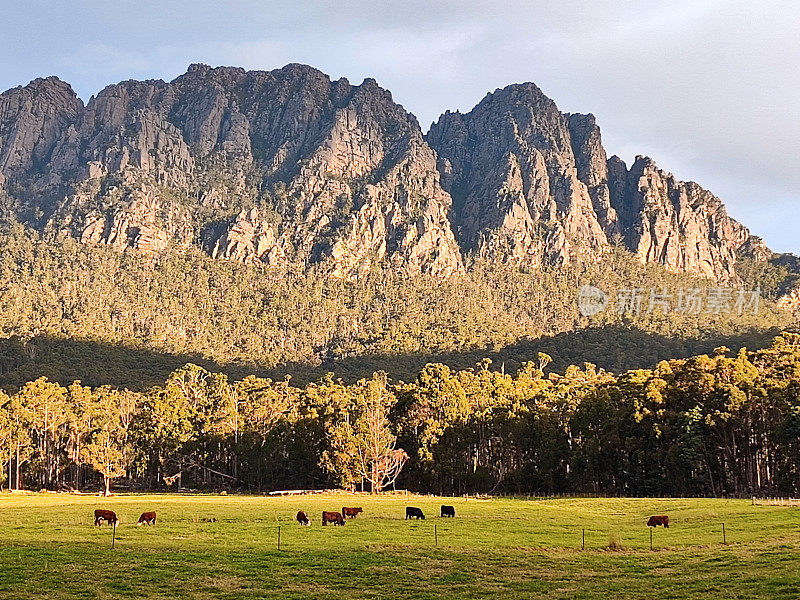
[2,333,800,497]
[1,219,798,497]
[0,223,794,389]
[2,62,799,501]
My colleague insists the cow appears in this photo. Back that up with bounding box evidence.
[94,509,118,526]
[342,507,363,519]
[321,511,345,526]
[406,506,425,520]
[441,505,455,518]
[647,515,669,528]
[296,510,311,526]
[137,511,157,526]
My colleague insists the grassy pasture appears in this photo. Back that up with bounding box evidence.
[1,493,799,599]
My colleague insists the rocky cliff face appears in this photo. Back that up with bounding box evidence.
[427,83,765,281]
[607,156,769,282]
[0,65,769,282]
[427,84,612,268]
[0,64,462,277]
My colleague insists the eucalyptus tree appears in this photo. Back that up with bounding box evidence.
[14,378,70,489]
[0,391,9,489]
[323,373,408,493]
[235,375,296,487]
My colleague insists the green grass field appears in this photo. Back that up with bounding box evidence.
[1,493,799,599]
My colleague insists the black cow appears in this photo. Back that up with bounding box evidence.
[406,506,425,520]
[441,505,455,518]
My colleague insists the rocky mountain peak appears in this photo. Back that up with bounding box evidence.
[0,65,771,283]
[428,82,765,281]
[428,82,611,267]
[0,76,82,179]
[1,63,463,278]
[607,155,755,282]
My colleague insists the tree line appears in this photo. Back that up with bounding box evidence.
[2,332,800,497]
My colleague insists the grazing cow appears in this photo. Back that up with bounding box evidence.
[94,509,118,526]
[296,510,310,526]
[441,505,455,518]
[647,515,670,528]
[321,511,345,526]
[137,511,157,526]
[342,507,363,519]
[406,506,425,520]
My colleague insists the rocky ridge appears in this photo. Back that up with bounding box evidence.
[0,64,773,282]
[427,84,768,282]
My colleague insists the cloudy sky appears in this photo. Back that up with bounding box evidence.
[2,0,797,253]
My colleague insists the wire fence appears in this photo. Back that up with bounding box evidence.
[752,496,800,507]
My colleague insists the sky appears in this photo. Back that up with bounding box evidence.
[1,0,798,253]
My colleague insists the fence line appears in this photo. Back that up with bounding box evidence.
[752,496,800,507]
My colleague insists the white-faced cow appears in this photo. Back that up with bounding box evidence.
[94,509,118,526]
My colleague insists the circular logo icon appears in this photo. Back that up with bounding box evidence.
[578,285,608,317]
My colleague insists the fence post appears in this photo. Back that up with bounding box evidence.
[435,524,438,547]
[112,521,116,549]
[650,527,653,551]
[582,529,585,551]
[722,523,726,545]
[277,526,281,551]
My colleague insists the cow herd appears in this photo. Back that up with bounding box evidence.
[295,505,456,526]
[91,504,458,529]
[93,505,669,531]
[93,509,157,526]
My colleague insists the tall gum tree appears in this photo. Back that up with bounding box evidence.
[324,373,408,493]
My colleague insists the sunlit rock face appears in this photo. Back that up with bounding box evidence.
[428,84,613,269]
[607,156,764,283]
[428,83,765,281]
[0,65,767,282]
[0,64,462,277]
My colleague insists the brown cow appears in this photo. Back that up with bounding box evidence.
[94,509,118,526]
[137,511,157,526]
[296,510,310,526]
[342,507,363,519]
[647,515,669,528]
[321,511,345,526]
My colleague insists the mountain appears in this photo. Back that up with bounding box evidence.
[0,64,774,283]
[0,64,462,279]
[427,83,769,282]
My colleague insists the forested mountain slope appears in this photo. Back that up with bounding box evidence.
[0,224,792,390]
[0,64,797,389]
